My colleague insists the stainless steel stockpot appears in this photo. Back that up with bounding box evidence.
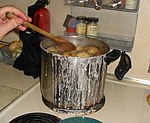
[40,36,110,114]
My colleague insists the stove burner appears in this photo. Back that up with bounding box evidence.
[9,112,61,123]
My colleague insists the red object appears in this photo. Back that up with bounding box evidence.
[33,8,50,32]
[66,27,76,33]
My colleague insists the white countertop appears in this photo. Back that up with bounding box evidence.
[0,79,150,123]
[0,62,39,111]
[0,62,39,92]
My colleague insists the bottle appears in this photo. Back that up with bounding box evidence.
[28,0,50,32]
[125,0,138,10]
[76,16,87,35]
[33,8,50,32]
[86,17,99,37]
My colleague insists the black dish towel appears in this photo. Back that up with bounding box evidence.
[114,51,132,80]
[13,29,41,79]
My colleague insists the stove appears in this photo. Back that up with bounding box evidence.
[42,95,105,115]
[0,78,150,123]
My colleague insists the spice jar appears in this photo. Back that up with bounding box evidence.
[86,17,99,37]
[76,16,87,35]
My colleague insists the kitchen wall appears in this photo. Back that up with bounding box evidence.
[129,0,150,80]
[0,0,150,81]
[108,0,150,81]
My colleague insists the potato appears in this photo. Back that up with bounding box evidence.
[63,52,72,57]
[8,40,23,52]
[86,46,100,55]
[76,45,84,51]
[63,51,77,57]
[83,45,90,51]
[46,46,59,53]
[46,45,102,58]
[75,51,91,58]
[147,94,150,106]
[19,40,23,48]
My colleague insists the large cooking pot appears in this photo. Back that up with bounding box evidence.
[40,36,110,115]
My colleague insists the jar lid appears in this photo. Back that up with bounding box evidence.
[76,16,87,21]
[87,17,99,23]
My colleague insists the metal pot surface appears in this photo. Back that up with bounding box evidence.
[40,36,110,115]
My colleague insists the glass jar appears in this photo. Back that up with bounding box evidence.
[125,0,138,10]
[76,16,87,35]
[86,17,99,37]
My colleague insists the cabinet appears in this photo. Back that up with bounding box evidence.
[64,0,140,52]
[65,0,140,12]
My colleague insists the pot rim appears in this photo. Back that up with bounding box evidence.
[40,36,110,59]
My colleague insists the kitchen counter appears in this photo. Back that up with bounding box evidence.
[0,62,39,92]
[0,78,150,123]
[0,62,39,111]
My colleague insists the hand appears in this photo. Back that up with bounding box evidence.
[0,5,32,40]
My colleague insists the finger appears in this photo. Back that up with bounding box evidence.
[0,18,24,40]
[10,7,32,22]
[1,5,32,22]
[18,25,26,31]
[3,18,23,32]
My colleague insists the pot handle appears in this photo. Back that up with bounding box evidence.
[104,49,121,65]
[114,51,132,80]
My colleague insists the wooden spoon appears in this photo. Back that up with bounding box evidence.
[6,12,76,51]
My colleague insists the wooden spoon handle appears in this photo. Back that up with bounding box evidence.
[6,12,60,42]
[6,12,76,51]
